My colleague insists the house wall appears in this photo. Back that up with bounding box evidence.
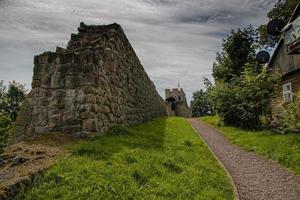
[271,42,300,76]
[271,70,300,118]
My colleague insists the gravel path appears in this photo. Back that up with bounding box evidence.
[188,118,300,200]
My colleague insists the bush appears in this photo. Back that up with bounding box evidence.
[210,66,279,129]
[0,114,11,153]
[0,81,26,121]
[190,89,214,117]
[277,92,300,134]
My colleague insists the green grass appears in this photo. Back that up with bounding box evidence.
[200,116,300,175]
[17,117,234,200]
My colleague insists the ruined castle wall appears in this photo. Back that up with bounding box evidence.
[175,103,191,118]
[10,23,166,142]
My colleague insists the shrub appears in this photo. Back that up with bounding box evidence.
[184,140,192,146]
[277,92,300,134]
[0,113,11,153]
[210,66,279,129]
[0,81,27,121]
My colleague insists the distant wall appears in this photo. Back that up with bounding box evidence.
[165,88,191,118]
[175,102,191,118]
[10,23,166,142]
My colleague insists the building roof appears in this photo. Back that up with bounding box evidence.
[268,3,300,67]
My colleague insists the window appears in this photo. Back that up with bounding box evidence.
[178,96,181,101]
[283,82,293,103]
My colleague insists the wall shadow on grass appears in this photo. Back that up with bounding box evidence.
[73,117,167,160]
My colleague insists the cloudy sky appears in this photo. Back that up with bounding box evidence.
[0,0,276,102]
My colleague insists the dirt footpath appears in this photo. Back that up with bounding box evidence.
[188,118,300,200]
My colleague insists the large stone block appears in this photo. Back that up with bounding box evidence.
[82,119,98,132]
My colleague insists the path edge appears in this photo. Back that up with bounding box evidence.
[198,118,300,178]
[188,119,240,200]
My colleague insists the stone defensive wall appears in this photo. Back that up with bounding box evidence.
[10,23,167,142]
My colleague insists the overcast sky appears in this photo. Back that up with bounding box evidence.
[0,0,276,102]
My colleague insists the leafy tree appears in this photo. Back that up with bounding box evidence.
[190,89,214,117]
[210,65,279,129]
[0,114,11,153]
[212,26,256,82]
[191,77,215,117]
[258,0,299,47]
[0,80,5,99]
[0,81,27,152]
[0,81,27,121]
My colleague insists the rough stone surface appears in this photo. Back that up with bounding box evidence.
[0,133,80,199]
[10,23,166,142]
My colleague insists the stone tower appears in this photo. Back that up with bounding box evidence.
[10,23,167,143]
[165,88,191,118]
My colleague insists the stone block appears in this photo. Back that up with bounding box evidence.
[50,72,64,88]
[100,105,110,114]
[82,119,98,132]
[32,112,48,127]
[48,113,62,128]
[80,111,96,119]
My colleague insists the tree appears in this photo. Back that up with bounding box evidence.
[0,114,11,153]
[209,65,279,129]
[191,77,215,117]
[0,81,27,152]
[258,0,299,48]
[0,81,27,121]
[190,89,213,117]
[212,26,256,82]
[0,80,5,99]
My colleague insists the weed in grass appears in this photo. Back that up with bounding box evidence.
[162,160,183,173]
[132,170,148,186]
[184,140,193,146]
[123,155,137,164]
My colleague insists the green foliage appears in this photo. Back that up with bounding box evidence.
[190,89,214,117]
[258,0,299,47]
[277,92,300,134]
[0,113,11,153]
[0,80,5,99]
[17,117,234,200]
[210,66,279,129]
[0,81,26,153]
[0,81,27,152]
[0,81,27,121]
[212,26,256,82]
[190,77,214,117]
[201,116,300,175]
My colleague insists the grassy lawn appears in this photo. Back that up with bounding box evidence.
[200,116,300,175]
[17,117,234,200]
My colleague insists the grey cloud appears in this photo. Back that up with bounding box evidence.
[0,0,276,103]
